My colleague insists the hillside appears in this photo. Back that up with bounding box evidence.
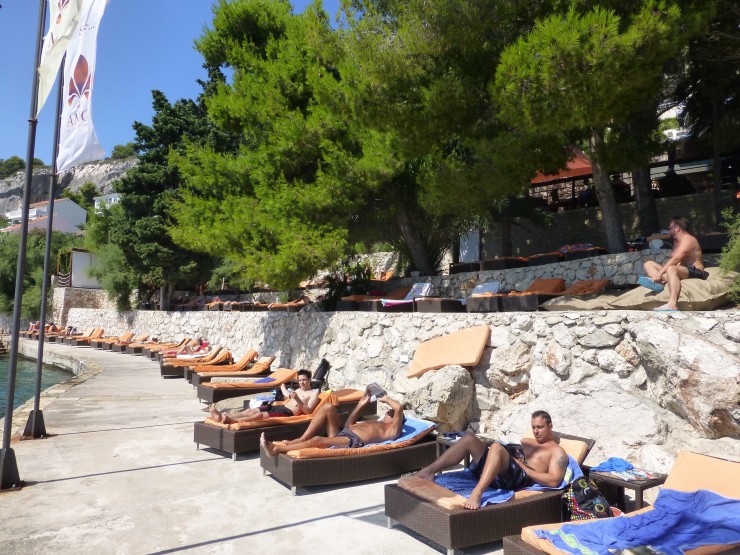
[0,158,137,215]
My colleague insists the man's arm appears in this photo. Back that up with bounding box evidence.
[512,447,569,488]
[379,396,404,440]
[344,392,371,426]
[295,389,320,415]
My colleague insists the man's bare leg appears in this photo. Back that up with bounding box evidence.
[643,260,664,282]
[261,432,349,456]
[415,433,487,481]
[208,404,223,422]
[664,265,688,309]
[463,443,509,510]
[285,403,341,444]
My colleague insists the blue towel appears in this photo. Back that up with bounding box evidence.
[433,455,583,507]
[590,457,634,472]
[253,377,275,383]
[536,489,740,555]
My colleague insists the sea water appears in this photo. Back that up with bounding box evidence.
[0,356,70,414]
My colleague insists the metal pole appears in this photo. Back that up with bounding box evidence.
[0,0,48,490]
[25,57,65,440]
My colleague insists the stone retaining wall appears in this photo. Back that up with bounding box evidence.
[65,306,740,470]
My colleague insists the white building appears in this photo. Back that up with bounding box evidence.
[2,198,87,234]
[93,192,121,213]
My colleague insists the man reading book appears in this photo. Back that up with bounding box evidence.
[414,410,569,510]
[209,369,319,423]
[261,391,403,455]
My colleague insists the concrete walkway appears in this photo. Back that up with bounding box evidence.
[1,342,503,554]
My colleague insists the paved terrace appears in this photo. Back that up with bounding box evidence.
[1,341,500,554]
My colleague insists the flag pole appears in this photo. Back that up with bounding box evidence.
[0,0,48,490]
[24,57,65,440]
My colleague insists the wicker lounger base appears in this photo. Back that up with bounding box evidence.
[384,484,562,554]
[125,345,145,355]
[502,535,544,555]
[193,400,376,460]
[160,365,186,379]
[261,437,437,494]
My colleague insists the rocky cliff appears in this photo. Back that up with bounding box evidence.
[0,158,137,214]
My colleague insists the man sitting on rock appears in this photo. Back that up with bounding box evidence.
[414,410,569,510]
[640,216,708,312]
[261,392,403,455]
[209,369,319,423]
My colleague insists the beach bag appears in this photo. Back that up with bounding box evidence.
[562,477,612,521]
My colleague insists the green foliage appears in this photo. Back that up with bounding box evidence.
[719,208,740,300]
[108,142,138,160]
[0,156,25,179]
[62,182,99,212]
[0,230,83,318]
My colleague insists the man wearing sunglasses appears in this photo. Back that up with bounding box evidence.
[640,216,708,311]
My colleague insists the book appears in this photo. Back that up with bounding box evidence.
[365,382,387,401]
[501,442,526,462]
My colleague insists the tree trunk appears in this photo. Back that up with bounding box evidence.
[711,94,724,228]
[159,284,172,311]
[590,131,627,253]
[631,165,660,236]
[394,208,435,276]
[501,209,513,257]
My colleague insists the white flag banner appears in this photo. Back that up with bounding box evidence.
[37,0,84,116]
[56,0,109,173]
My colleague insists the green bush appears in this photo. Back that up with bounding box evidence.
[719,208,740,301]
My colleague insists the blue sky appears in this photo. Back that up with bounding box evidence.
[0,0,340,165]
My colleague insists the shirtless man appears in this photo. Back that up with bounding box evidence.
[209,369,319,423]
[415,410,568,510]
[641,216,708,311]
[261,392,404,455]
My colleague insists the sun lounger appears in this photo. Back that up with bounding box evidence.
[501,278,566,312]
[142,337,190,359]
[64,328,105,346]
[185,349,258,382]
[408,325,490,379]
[194,388,376,460]
[196,367,298,403]
[191,355,274,386]
[503,450,740,555]
[359,282,433,313]
[480,257,529,271]
[384,432,595,554]
[90,331,135,350]
[260,416,438,494]
[466,282,503,313]
[160,347,228,379]
[107,333,148,352]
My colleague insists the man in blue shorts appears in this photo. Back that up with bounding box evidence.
[414,411,569,510]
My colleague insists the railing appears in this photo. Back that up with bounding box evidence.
[56,272,71,288]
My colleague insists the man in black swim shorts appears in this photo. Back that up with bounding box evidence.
[414,411,570,510]
[261,391,404,456]
[641,216,709,311]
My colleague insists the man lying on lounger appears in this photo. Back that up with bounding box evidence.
[209,369,319,423]
[415,410,568,510]
[261,392,404,456]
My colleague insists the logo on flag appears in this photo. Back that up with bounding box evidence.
[56,0,109,173]
[37,0,83,115]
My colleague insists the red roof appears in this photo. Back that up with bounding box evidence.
[531,150,593,184]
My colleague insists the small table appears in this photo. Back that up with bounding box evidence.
[435,435,470,469]
[589,471,667,511]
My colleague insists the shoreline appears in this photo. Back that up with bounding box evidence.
[0,339,102,443]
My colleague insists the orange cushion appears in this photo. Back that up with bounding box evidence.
[408,325,491,379]
[525,278,566,294]
[560,279,610,296]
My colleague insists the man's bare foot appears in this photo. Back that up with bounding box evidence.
[261,432,276,457]
[463,490,483,510]
[222,413,234,424]
[208,404,222,422]
[414,468,436,481]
